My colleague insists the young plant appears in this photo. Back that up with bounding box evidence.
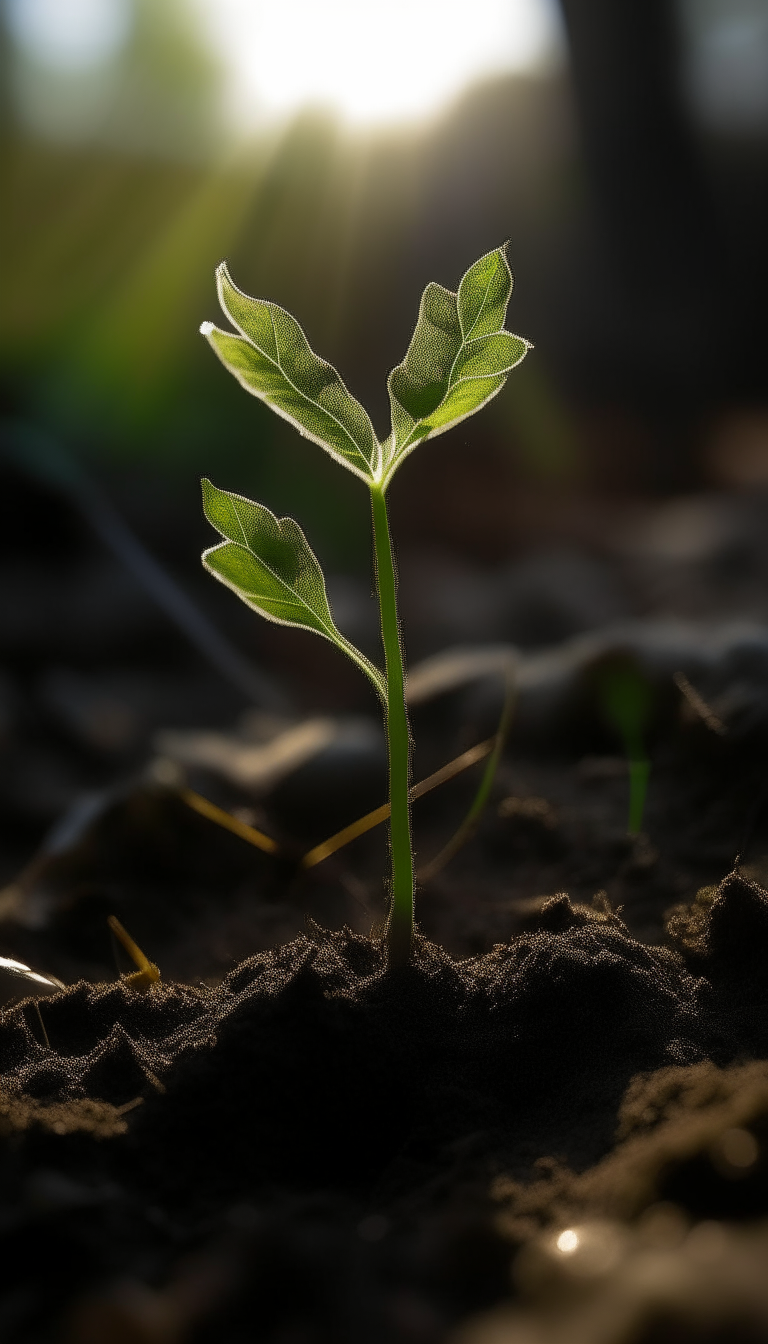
[199,246,530,963]
[598,659,653,837]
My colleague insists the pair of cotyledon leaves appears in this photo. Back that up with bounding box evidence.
[200,246,530,696]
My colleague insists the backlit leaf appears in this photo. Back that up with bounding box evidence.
[382,246,530,487]
[201,265,379,483]
[201,479,385,699]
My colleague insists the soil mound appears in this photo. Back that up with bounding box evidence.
[3,874,768,1339]
[2,882,760,1201]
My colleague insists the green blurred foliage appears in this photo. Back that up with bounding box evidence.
[0,0,580,568]
[596,656,654,837]
[598,658,653,762]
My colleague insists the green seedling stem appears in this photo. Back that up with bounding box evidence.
[599,662,653,838]
[370,484,414,961]
[300,736,494,869]
[177,734,497,869]
[627,759,651,837]
[198,245,530,964]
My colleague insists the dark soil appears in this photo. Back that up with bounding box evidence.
[2,869,768,1342]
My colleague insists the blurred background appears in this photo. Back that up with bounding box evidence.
[2,0,768,907]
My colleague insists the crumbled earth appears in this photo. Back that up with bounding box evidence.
[2,875,768,1340]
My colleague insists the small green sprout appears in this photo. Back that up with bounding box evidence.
[598,658,653,837]
[199,246,530,964]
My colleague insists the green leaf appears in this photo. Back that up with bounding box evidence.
[201,479,386,700]
[201,264,379,483]
[382,246,530,488]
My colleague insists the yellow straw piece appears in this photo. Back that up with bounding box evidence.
[301,737,494,869]
[180,788,279,854]
[410,738,493,803]
[108,915,161,991]
[673,670,727,736]
[301,804,391,869]
[418,668,517,882]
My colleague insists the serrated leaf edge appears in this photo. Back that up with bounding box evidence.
[204,264,381,484]
[202,484,386,701]
[382,246,531,488]
[458,245,511,344]
[382,336,531,489]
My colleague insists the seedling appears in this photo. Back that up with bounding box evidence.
[200,246,530,963]
[597,659,653,837]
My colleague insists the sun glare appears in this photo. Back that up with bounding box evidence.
[194,0,563,130]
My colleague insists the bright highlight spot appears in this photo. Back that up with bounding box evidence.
[194,0,563,128]
[556,1229,579,1254]
[4,0,132,70]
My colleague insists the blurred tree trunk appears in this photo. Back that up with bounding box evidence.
[558,0,721,484]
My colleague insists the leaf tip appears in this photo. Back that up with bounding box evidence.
[200,477,214,521]
[215,260,235,297]
[199,321,214,337]
[499,242,513,279]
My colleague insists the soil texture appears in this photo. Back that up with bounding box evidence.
[3,872,768,1341]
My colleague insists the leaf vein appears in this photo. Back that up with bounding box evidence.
[261,305,371,472]
[230,497,251,550]
[460,271,494,344]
